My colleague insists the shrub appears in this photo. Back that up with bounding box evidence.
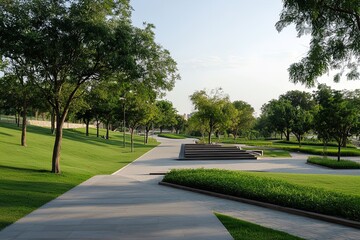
[163,169,360,221]
[308,157,360,169]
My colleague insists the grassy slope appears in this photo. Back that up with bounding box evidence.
[0,122,158,230]
[215,213,304,240]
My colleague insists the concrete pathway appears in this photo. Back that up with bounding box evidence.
[1,137,359,240]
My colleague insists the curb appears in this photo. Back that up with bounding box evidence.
[159,181,360,230]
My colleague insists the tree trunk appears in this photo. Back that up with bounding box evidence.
[96,119,99,137]
[106,122,109,139]
[51,109,55,135]
[295,134,301,148]
[130,128,134,152]
[21,99,27,147]
[208,131,212,144]
[85,119,89,136]
[160,127,163,134]
[145,127,149,144]
[337,142,341,162]
[52,115,65,173]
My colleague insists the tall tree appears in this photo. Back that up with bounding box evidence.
[314,84,360,160]
[190,89,234,144]
[174,114,186,134]
[155,100,177,133]
[276,0,360,86]
[280,90,315,146]
[230,100,255,140]
[262,99,294,141]
[0,0,179,173]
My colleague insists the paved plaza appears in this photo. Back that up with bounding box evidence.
[1,137,359,239]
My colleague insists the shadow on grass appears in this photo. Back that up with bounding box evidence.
[0,165,50,173]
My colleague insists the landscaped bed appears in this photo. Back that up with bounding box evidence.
[307,157,360,169]
[215,213,304,240]
[162,169,360,222]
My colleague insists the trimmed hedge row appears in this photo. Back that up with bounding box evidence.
[308,157,360,169]
[163,169,360,222]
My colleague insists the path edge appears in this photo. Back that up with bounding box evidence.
[159,181,360,230]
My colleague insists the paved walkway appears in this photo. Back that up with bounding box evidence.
[1,137,359,240]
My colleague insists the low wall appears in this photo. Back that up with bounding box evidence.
[28,120,95,129]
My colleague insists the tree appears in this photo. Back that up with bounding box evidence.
[190,89,234,144]
[280,91,315,146]
[230,100,255,140]
[262,99,294,141]
[125,93,156,152]
[174,114,186,134]
[0,1,179,173]
[0,73,44,146]
[276,0,360,86]
[155,100,177,133]
[314,85,360,160]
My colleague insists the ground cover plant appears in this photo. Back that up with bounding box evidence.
[307,157,360,169]
[163,169,360,221]
[0,122,158,230]
[215,213,304,240]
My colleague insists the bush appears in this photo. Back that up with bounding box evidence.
[308,157,360,169]
[163,169,360,222]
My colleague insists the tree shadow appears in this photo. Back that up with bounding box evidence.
[0,165,50,173]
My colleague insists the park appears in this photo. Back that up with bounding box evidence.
[1,0,360,240]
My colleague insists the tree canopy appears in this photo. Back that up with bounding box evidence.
[190,89,235,144]
[276,0,360,86]
[0,0,179,173]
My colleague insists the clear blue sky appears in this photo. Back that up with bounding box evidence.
[131,0,360,116]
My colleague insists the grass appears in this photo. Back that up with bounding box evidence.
[272,144,360,157]
[307,157,360,169]
[217,138,360,156]
[157,133,193,139]
[0,122,158,230]
[242,147,291,158]
[215,213,304,240]
[163,169,360,221]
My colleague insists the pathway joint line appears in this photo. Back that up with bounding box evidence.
[159,181,360,230]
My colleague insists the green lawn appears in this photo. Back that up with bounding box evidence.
[217,138,360,156]
[307,157,360,169]
[0,122,158,230]
[215,213,304,240]
[163,169,360,221]
[242,147,291,158]
[157,133,194,139]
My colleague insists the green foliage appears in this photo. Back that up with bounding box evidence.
[215,213,304,240]
[155,100,177,132]
[276,0,360,86]
[308,157,360,169]
[314,85,360,160]
[0,0,179,173]
[190,88,235,144]
[229,100,255,139]
[163,169,360,221]
[0,122,158,230]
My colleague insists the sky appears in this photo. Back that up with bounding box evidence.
[130,0,360,116]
